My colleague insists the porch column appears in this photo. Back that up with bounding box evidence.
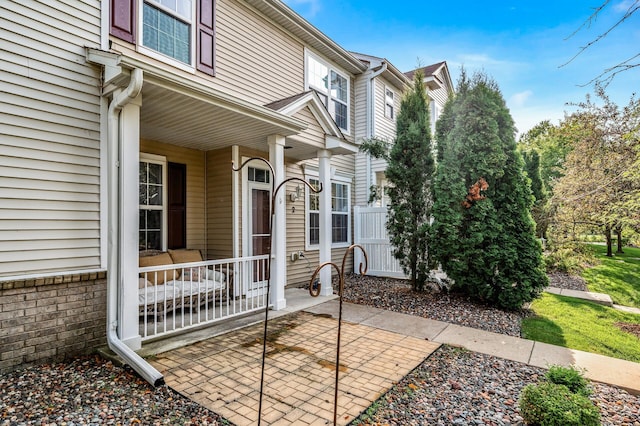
[269,135,287,310]
[119,93,142,349]
[318,149,333,296]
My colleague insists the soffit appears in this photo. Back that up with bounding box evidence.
[139,81,305,152]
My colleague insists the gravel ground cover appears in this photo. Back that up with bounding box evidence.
[350,345,640,426]
[345,274,640,426]
[2,272,637,425]
[0,356,227,426]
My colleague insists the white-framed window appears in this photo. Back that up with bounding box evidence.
[305,171,352,249]
[305,50,350,133]
[139,153,167,251]
[384,86,395,119]
[140,0,195,68]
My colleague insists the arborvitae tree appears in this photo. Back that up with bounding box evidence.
[360,70,435,291]
[431,72,548,310]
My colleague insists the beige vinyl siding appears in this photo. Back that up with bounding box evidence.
[206,147,233,259]
[284,161,308,285]
[215,0,304,104]
[373,77,398,141]
[289,107,326,148]
[140,139,207,253]
[428,68,451,108]
[286,154,355,286]
[353,73,370,206]
[110,0,305,107]
[0,0,101,278]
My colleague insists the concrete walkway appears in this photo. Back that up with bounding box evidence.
[305,299,640,395]
[146,289,640,425]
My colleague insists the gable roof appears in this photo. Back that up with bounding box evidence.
[350,52,410,89]
[265,91,345,139]
[404,62,446,81]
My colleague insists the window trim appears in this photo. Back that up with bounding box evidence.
[304,49,351,134]
[139,153,168,251]
[384,85,395,120]
[304,169,352,251]
[138,0,197,73]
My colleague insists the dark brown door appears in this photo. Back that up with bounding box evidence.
[251,188,270,283]
[168,162,187,249]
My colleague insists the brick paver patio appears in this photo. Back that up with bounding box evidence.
[150,311,440,425]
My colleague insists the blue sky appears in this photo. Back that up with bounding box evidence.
[284,0,639,136]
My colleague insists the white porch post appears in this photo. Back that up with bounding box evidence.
[318,149,333,296]
[269,135,287,310]
[118,93,142,349]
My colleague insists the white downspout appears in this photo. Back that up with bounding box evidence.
[107,68,164,386]
[366,63,387,205]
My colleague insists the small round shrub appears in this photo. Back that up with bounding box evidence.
[519,382,600,426]
[545,365,590,396]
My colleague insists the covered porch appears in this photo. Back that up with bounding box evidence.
[88,49,357,346]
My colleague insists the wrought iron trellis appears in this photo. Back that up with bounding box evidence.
[232,157,322,426]
[308,244,368,426]
[232,157,368,425]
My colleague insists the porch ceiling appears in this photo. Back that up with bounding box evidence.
[139,81,306,152]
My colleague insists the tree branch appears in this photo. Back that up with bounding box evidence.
[560,0,640,68]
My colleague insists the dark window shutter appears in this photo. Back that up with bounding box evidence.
[111,0,136,43]
[197,0,215,76]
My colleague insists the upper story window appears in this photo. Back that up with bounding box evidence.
[385,86,395,120]
[142,0,193,65]
[110,0,215,75]
[306,51,350,133]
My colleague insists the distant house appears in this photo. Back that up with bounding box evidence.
[0,0,452,383]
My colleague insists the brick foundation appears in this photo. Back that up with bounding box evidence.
[0,272,107,373]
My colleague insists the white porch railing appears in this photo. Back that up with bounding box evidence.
[138,255,270,341]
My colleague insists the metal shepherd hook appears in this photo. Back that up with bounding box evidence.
[308,244,368,426]
[232,158,322,426]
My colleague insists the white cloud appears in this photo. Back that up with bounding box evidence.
[284,0,321,18]
[509,90,533,108]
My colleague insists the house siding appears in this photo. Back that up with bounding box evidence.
[110,0,305,106]
[206,147,234,259]
[140,139,208,253]
[286,154,355,286]
[0,0,102,278]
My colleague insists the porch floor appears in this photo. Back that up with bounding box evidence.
[147,289,440,425]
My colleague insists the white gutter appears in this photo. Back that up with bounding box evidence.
[107,68,164,387]
[366,63,388,205]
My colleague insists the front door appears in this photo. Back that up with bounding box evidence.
[246,166,271,297]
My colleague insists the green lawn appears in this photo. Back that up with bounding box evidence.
[522,293,640,363]
[582,244,640,308]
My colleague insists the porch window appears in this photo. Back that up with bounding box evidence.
[331,182,349,243]
[306,51,350,133]
[306,176,351,248]
[139,155,167,251]
[308,178,320,245]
